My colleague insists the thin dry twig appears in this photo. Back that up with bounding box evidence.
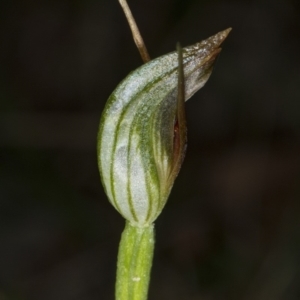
[118,0,151,63]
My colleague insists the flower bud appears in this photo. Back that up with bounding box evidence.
[97,29,231,226]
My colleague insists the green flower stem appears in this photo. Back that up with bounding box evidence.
[116,221,155,300]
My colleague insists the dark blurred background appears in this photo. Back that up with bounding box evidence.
[1,0,300,299]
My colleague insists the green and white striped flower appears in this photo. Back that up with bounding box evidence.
[97,29,231,227]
